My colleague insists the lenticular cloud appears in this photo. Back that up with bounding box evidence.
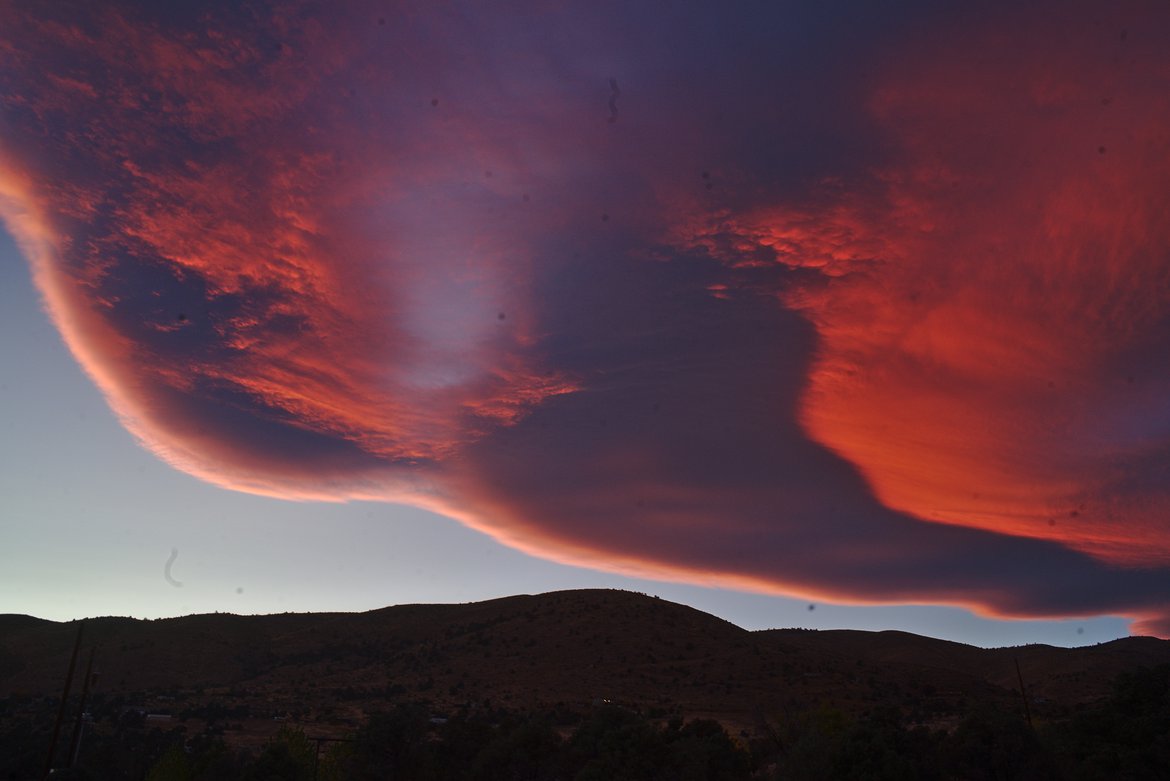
[3,0,1170,635]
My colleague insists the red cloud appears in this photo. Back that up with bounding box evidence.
[3,1,1170,635]
[794,3,1170,567]
[0,1,579,498]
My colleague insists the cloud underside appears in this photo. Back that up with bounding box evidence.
[2,0,1170,636]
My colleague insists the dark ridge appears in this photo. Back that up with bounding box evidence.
[3,589,1167,739]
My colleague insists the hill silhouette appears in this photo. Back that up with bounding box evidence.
[4,589,1168,744]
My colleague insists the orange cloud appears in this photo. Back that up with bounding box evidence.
[4,0,1170,635]
[0,1,575,498]
[664,2,1170,568]
[793,3,1170,566]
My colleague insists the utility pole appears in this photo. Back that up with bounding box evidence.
[67,645,98,768]
[1014,657,1034,730]
[43,620,85,779]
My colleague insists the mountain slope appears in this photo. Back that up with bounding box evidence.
[3,589,1167,738]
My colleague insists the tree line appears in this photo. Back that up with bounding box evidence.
[3,663,1166,779]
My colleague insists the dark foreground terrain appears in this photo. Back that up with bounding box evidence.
[2,589,1168,779]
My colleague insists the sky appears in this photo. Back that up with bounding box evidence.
[1,0,1167,647]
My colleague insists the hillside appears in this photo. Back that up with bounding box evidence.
[4,589,1169,744]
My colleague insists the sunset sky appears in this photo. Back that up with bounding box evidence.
[2,0,1168,647]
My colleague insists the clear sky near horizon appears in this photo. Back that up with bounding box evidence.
[2,1,1169,649]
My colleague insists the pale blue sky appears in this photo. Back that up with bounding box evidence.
[0,226,1130,647]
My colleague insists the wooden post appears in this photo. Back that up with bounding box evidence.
[43,620,85,779]
[1014,657,1034,729]
[67,645,98,767]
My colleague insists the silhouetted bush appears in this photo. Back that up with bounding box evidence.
[1047,663,1170,780]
